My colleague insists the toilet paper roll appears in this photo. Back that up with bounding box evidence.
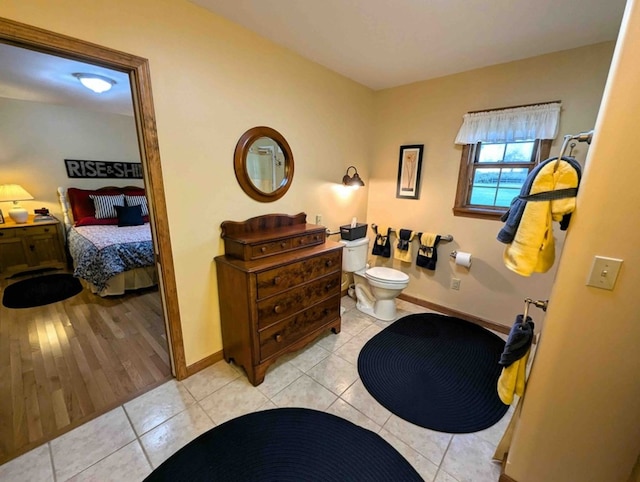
[455,251,472,268]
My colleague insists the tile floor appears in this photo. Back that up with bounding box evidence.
[0,297,514,482]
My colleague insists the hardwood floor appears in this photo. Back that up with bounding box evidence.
[0,272,172,465]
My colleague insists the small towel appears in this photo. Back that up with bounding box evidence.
[372,227,391,258]
[416,233,440,270]
[499,315,535,367]
[394,229,415,262]
[497,348,530,405]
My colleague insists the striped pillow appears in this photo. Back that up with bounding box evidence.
[90,194,125,219]
[125,194,149,216]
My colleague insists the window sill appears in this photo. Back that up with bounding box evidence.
[453,206,506,221]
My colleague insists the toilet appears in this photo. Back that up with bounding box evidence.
[340,237,409,321]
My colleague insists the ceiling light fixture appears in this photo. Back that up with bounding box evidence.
[73,73,116,93]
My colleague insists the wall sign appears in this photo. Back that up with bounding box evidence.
[65,159,143,179]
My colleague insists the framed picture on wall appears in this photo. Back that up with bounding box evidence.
[396,144,424,199]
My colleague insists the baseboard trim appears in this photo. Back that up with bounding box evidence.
[499,456,518,482]
[185,350,224,377]
[398,293,510,335]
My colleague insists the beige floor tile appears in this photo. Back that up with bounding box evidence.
[180,360,240,401]
[124,380,196,436]
[0,444,53,482]
[50,407,136,481]
[434,469,462,482]
[333,336,370,365]
[326,398,381,433]
[270,374,337,410]
[383,415,452,467]
[440,433,502,482]
[307,354,359,395]
[473,406,515,447]
[340,380,391,427]
[351,322,383,343]
[67,441,151,482]
[256,359,304,398]
[285,342,331,372]
[199,377,269,424]
[140,403,215,468]
[341,295,356,311]
[340,309,376,336]
[378,428,439,482]
[315,329,353,352]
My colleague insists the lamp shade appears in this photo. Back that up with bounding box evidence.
[73,73,116,93]
[0,184,34,223]
[342,166,365,188]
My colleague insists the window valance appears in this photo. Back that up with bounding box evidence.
[454,102,561,145]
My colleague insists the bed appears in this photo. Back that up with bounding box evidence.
[58,186,158,296]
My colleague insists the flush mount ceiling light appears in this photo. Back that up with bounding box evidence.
[73,73,116,93]
[342,165,365,188]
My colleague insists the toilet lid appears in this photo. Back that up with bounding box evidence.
[365,267,409,283]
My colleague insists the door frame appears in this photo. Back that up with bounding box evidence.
[0,17,188,379]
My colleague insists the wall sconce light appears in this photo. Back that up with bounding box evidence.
[342,166,365,188]
[0,184,34,223]
[73,73,116,93]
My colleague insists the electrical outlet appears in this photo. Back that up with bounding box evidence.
[315,214,322,225]
[451,278,461,290]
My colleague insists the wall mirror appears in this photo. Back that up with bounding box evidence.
[234,126,294,202]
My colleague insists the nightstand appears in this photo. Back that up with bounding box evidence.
[0,215,66,276]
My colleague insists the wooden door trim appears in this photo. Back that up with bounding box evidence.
[0,16,187,379]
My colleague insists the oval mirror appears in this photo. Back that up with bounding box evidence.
[233,126,294,202]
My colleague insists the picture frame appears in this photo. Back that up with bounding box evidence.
[396,144,424,199]
[0,209,4,224]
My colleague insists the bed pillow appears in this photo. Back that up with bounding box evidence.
[115,204,144,227]
[67,187,122,222]
[75,216,119,226]
[124,194,149,216]
[90,194,125,219]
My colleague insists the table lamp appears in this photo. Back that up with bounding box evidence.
[0,184,34,223]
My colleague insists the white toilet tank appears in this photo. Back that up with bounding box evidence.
[340,237,369,272]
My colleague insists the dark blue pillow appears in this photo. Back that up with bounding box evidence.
[115,204,144,227]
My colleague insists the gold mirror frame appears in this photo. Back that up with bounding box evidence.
[234,126,294,202]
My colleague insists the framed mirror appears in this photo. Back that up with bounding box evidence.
[234,126,294,202]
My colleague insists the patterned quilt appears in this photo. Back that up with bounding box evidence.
[67,224,155,290]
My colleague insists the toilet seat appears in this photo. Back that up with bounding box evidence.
[365,266,409,284]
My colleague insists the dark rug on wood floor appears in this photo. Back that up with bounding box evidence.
[144,408,422,482]
[2,273,82,309]
[358,313,508,433]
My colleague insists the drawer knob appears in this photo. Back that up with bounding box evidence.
[273,276,281,285]
[280,242,286,248]
[44,228,50,232]
[325,283,332,291]
[323,308,331,316]
[0,232,3,236]
[273,304,283,314]
[325,260,333,267]
[261,246,267,253]
[274,333,283,343]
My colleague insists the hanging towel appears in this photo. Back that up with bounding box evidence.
[416,233,441,270]
[394,229,415,262]
[499,157,582,276]
[372,227,392,258]
[497,348,530,405]
[499,315,535,367]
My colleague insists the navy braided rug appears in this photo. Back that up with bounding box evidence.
[2,274,82,309]
[358,313,508,433]
[144,408,422,481]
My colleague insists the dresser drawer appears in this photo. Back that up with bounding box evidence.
[256,249,341,299]
[16,225,57,236]
[257,272,341,329]
[291,232,324,249]
[0,229,16,238]
[251,238,292,259]
[259,295,341,361]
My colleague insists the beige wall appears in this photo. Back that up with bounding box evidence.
[0,0,373,365]
[506,0,640,480]
[369,43,614,328]
[0,97,141,220]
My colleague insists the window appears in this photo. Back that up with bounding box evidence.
[452,102,559,220]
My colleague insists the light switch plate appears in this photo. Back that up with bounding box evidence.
[587,256,623,290]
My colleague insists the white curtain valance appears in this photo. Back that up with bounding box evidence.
[454,102,561,145]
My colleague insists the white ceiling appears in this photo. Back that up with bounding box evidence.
[0,0,627,113]
[191,0,627,90]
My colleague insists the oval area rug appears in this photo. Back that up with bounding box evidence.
[358,313,508,433]
[144,408,422,481]
[2,273,82,309]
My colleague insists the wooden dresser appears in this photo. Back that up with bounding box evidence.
[0,215,66,276]
[214,213,343,385]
